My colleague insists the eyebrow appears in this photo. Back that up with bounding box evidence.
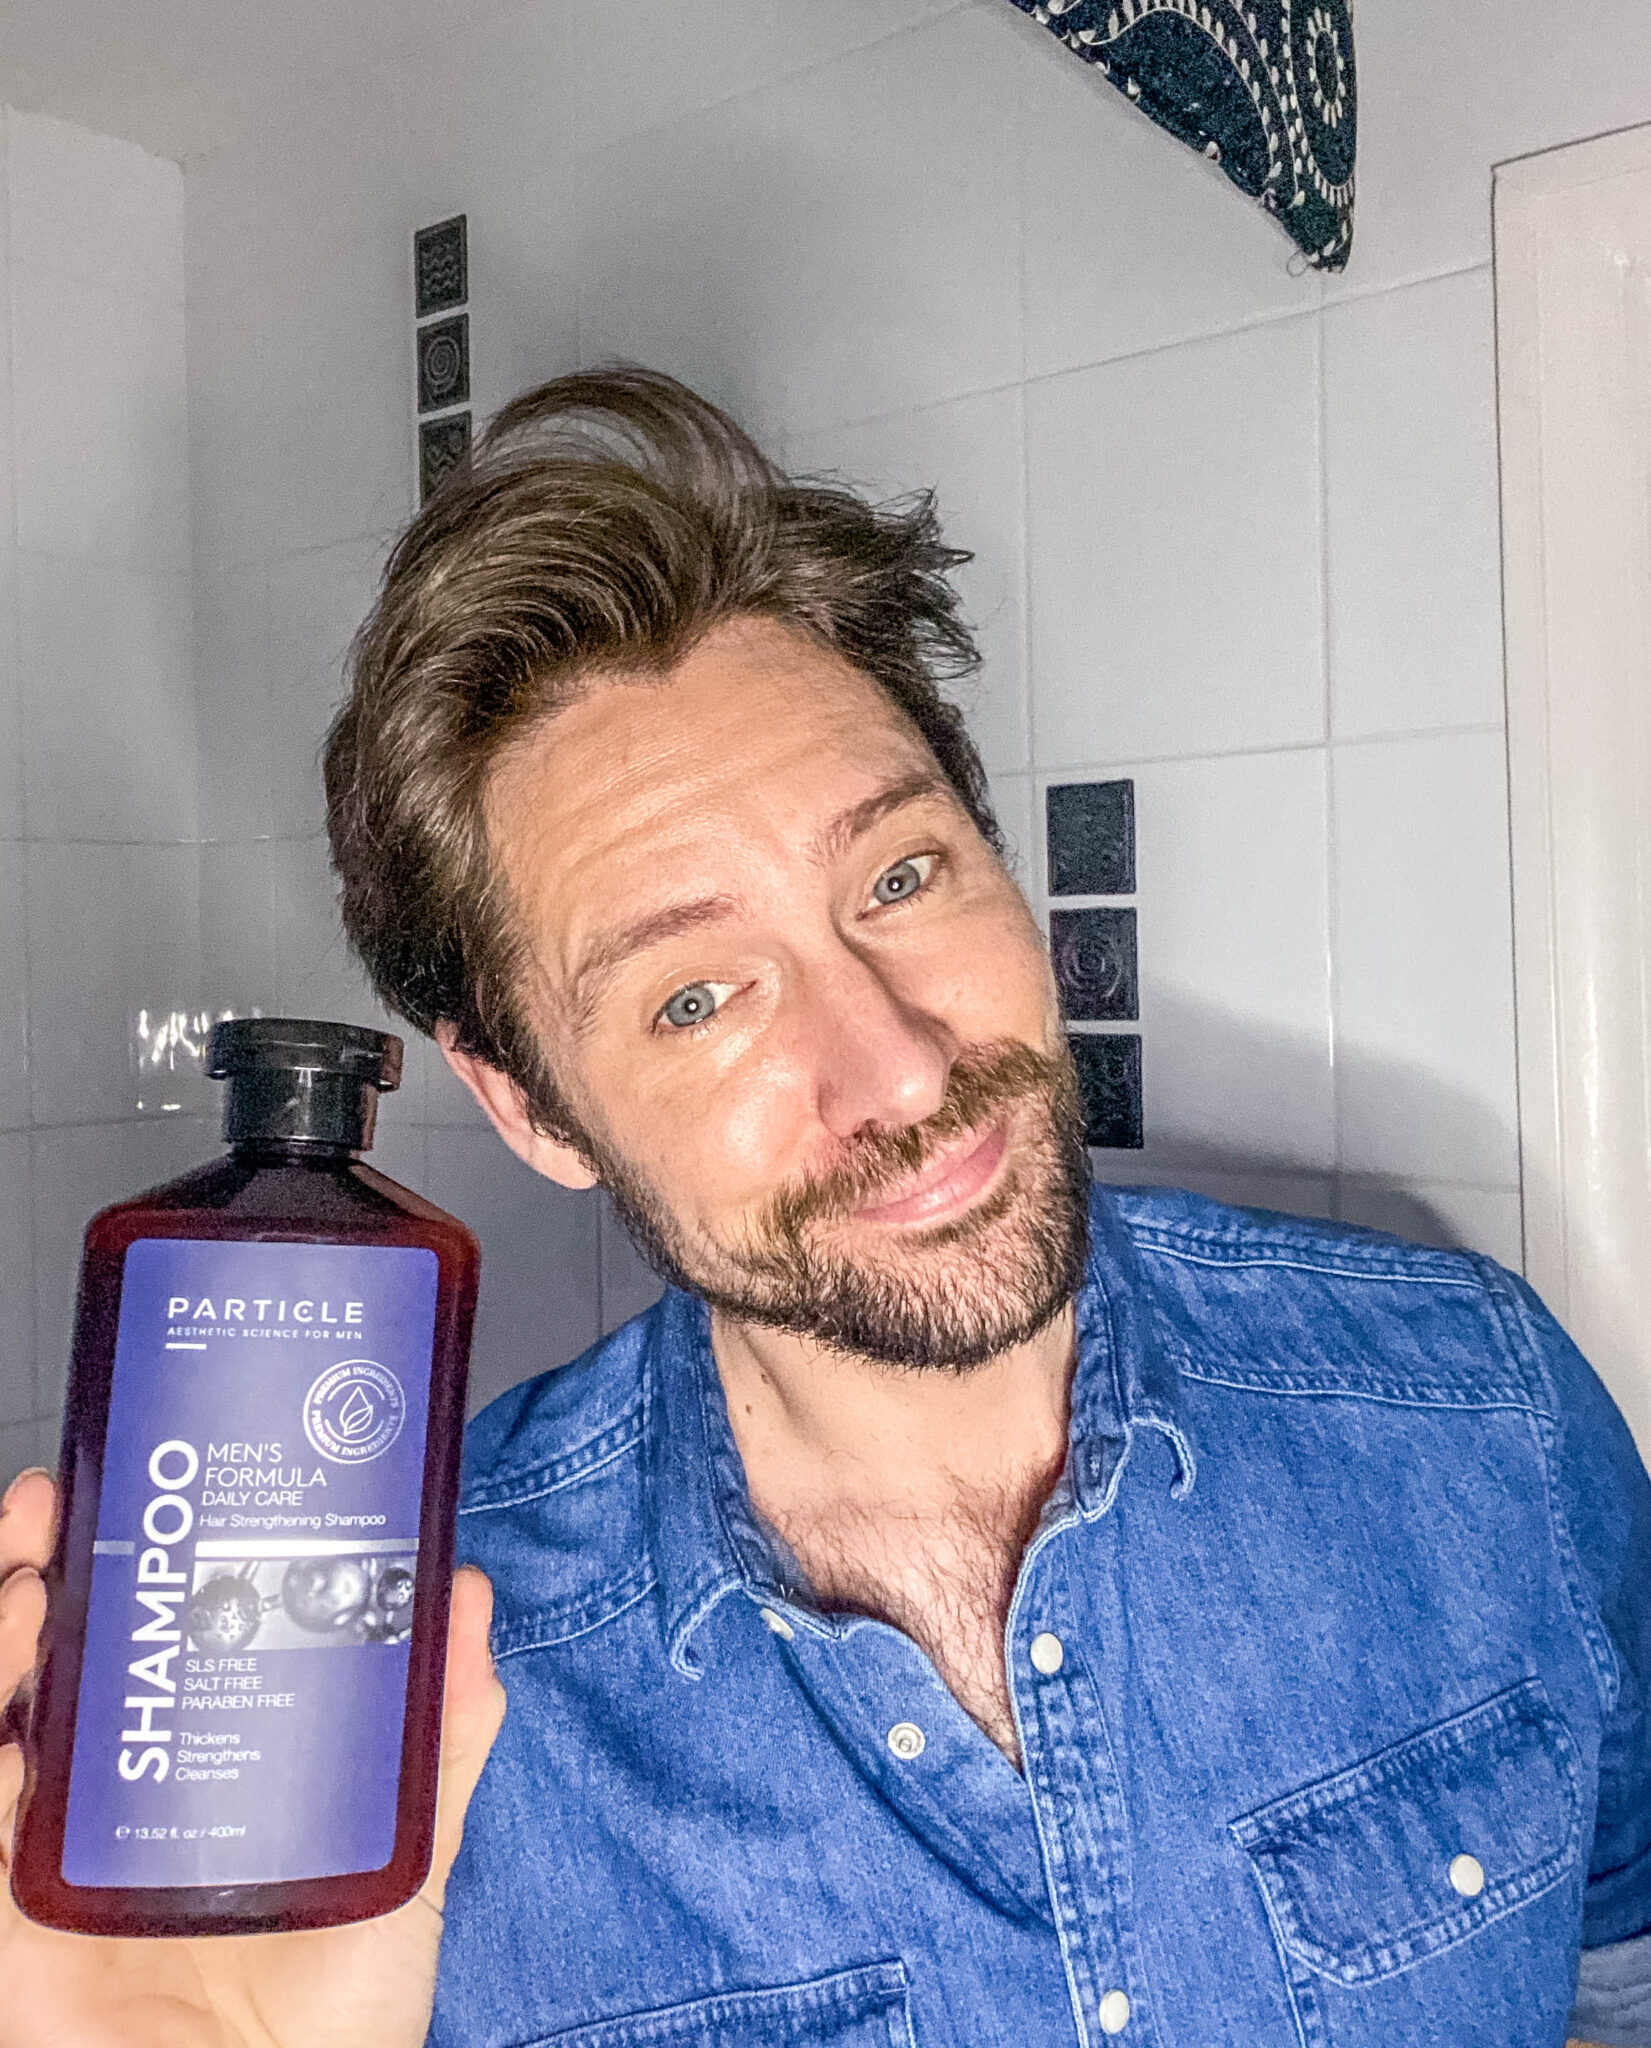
[806,769,955,870]
[566,770,955,1031]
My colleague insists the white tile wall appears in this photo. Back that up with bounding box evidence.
[1062,748,1334,1180]
[7,110,185,303]
[19,557,196,840]
[787,385,1029,775]
[11,267,189,572]
[26,840,202,1125]
[0,109,196,1487]
[420,1128,603,1415]
[0,1130,33,1424]
[1012,11,1320,381]
[460,166,584,417]
[175,0,1651,1423]
[985,772,1036,898]
[385,0,577,216]
[1027,316,1325,768]
[267,835,405,1055]
[0,1417,51,1489]
[1336,1179,1524,1274]
[193,561,272,840]
[1340,0,1651,296]
[572,92,793,446]
[760,9,1024,436]
[0,131,19,842]
[1331,729,1520,1190]
[0,837,30,1133]
[265,536,389,840]
[1324,268,1504,740]
[196,837,275,1018]
[30,1115,213,1422]
[251,262,411,561]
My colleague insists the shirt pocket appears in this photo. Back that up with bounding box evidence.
[1228,1676,1583,1988]
[518,1961,914,2048]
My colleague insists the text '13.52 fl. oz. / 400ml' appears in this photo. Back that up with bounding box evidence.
[12,1018,480,1937]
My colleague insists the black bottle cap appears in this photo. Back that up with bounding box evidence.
[206,1018,403,1152]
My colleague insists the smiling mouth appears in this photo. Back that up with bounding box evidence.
[850,1119,1010,1229]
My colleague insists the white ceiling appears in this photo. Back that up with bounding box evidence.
[0,0,495,162]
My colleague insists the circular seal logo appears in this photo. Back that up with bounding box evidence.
[303,1359,406,1464]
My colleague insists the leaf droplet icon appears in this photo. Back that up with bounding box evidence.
[338,1384,377,1439]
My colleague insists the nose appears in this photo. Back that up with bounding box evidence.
[802,947,955,1143]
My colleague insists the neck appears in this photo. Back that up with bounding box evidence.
[711,1302,1077,1520]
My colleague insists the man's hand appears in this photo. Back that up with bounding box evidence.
[0,1467,505,2048]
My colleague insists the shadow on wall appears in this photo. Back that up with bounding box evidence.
[1091,998,1520,1265]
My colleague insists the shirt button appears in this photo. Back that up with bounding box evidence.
[1030,1631,1065,1675]
[758,1606,795,1641]
[887,1721,926,1761]
[1449,1853,1486,1897]
[1098,1989,1131,2033]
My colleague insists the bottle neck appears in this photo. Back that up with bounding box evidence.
[228,1138,365,1166]
[221,1069,380,1152]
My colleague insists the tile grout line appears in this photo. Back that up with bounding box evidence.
[1011,19,1035,849]
[1023,720,1505,784]
[1316,300,1346,1225]
[556,0,982,171]
[2,114,47,1423]
[768,266,1487,464]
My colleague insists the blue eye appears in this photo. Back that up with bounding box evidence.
[660,982,729,1030]
[871,854,934,906]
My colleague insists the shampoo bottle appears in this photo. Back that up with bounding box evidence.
[12,1018,480,1937]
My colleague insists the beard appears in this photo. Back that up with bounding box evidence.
[584,1038,1092,1371]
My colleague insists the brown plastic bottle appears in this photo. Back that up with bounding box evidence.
[12,1018,479,1937]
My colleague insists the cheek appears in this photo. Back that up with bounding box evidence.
[600,1042,815,1210]
[697,1049,816,1192]
[914,904,1055,1036]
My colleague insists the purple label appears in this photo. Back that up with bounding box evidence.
[61,1238,439,1890]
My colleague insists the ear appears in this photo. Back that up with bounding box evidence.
[435,1024,599,1191]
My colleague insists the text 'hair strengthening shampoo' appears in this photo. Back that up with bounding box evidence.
[12,1018,480,1937]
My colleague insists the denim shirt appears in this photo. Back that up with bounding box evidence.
[434,1186,1651,2048]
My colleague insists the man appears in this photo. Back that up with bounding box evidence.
[1,368,1647,2046]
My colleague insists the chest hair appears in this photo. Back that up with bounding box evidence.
[765,1470,1054,1765]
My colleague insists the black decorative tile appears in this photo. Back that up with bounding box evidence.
[1069,1033,1143,1150]
[1047,779,1135,897]
[417,314,470,415]
[1051,906,1138,1022]
[419,412,472,505]
[414,215,467,317]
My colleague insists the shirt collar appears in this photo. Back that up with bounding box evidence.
[645,1183,1196,1679]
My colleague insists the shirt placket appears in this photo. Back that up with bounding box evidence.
[1011,1528,1158,2048]
[752,1594,1060,1929]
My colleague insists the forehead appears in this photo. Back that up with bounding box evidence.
[487,617,951,947]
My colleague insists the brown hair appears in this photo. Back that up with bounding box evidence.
[324,366,999,1141]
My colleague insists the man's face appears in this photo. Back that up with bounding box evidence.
[487,617,1090,1369]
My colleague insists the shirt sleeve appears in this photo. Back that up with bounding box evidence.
[1569,1928,1651,2046]
[1506,1274,1651,1951]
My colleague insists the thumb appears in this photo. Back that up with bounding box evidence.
[422,1565,506,1912]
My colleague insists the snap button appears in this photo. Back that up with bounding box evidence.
[757,1606,794,1640]
[1030,1631,1065,1674]
[1098,1988,1131,2033]
[1448,1852,1485,1898]
[886,1721,926,1761]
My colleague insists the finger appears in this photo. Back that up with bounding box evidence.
[0,1557,44,1869]
[0,1567,46,1705]
[423,1566,506,1909]
[0,1736,22,1869]
[0,1471,55,1581]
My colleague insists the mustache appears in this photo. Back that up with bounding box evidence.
[757,1040,1071,1240]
